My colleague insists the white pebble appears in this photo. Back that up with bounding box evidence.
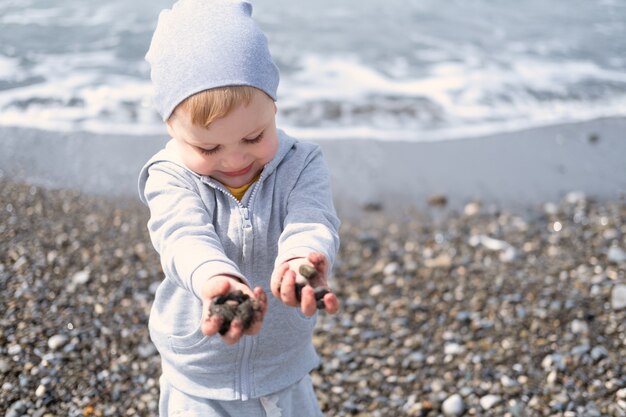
[369,284,384,297]
[499,247,518,263]
[611,285,626,310]
[501,375,518,388]
[546,370,558,386]
[542,353,566,371]
[47,334,69,351]
[571,319,589,334]
[463,201,481,216]
[35,384,46,397]
[383,262,399,276]
[7,344,22,356]
[442,394,465,416]
[480,394,501,410]
[608,246,626,263]
[71,269,90,285]
[444,343,466,356]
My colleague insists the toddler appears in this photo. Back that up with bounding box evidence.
[138,0,340,416]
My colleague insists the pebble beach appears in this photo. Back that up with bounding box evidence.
[1,179,625,417]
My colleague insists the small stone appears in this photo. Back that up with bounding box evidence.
[571,344,590,357]
[480,395,501,410]
[6,401,27,417]
[444,342,465,356]
[369,284,384,297]
[441,394,465,416]
[137,343,157,358]
[209,291,260,335]
[298,264,319,280]
[608,246,626,263]
[0,359,10,374]
[571,319,589,334]
[428,194,448,207]
[35,384,46,397]
[463,201,481,216]
[7,344,22,356]
[71,269,90,285]
[501,375,518,388]
[424,254,452,269]
[546,370,558,386]
[47,334,69,351]
[611,285,626,310]
[383,262,400,276]
[590,346,608,361]
[500,247,518,263]
[542,353,566,371]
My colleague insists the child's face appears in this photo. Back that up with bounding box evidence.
[166,89,279,188]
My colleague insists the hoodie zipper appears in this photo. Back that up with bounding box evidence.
[200,173,265,400]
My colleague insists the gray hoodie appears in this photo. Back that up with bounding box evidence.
[138,130,340,401]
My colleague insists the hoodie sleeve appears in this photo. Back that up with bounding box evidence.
[142,162,248,299]
[275,147,340,270]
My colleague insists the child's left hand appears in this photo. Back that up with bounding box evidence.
[271,252,339,316]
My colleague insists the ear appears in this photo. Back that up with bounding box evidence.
[273,102,278,114]
[165,118,176,138]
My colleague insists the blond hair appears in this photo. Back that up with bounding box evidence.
[174,85,258,127]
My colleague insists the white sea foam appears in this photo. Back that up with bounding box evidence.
[0,0,624,140]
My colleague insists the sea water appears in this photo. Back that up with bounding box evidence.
[0,0,625,141]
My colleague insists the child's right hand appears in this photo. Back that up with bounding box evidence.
[200,275,267,345]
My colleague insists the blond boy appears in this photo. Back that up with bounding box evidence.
[138,0,340,415]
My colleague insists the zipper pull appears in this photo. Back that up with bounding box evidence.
[242,207,252,228]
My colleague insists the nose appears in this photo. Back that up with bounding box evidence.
[221,150,248,171]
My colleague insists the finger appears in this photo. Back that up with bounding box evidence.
[300,286,317,317]
[307,252,328,273]
[222,320,244,345]
[271,263,289,298]
[322,292,340,314]
[244,287,267,335]
[280,270,298,306]
[254,287,268,313]
[201,314,223,337]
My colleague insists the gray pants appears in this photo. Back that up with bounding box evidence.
[159,374,324,417]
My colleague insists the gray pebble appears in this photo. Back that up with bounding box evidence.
[608,246,626,263]
[611,284,626,310]
[590,346,609,361]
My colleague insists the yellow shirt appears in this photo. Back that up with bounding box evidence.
[225,173,261,201]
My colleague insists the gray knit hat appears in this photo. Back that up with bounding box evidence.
[146,0,280,121]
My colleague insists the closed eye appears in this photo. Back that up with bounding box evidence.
[198,145,220,155]
[243,131,264,144]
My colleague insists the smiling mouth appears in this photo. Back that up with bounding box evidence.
[221,163,254,177]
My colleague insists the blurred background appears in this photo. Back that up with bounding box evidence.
[0,0,625,141]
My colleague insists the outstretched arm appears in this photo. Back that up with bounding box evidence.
[273,147,341,314]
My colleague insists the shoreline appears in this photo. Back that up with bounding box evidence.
[1,117,625,214]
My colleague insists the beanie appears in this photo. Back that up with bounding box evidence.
[145,0,280,121]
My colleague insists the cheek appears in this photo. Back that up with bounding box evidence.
[259,136,279,163]
[181,152,214,176]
